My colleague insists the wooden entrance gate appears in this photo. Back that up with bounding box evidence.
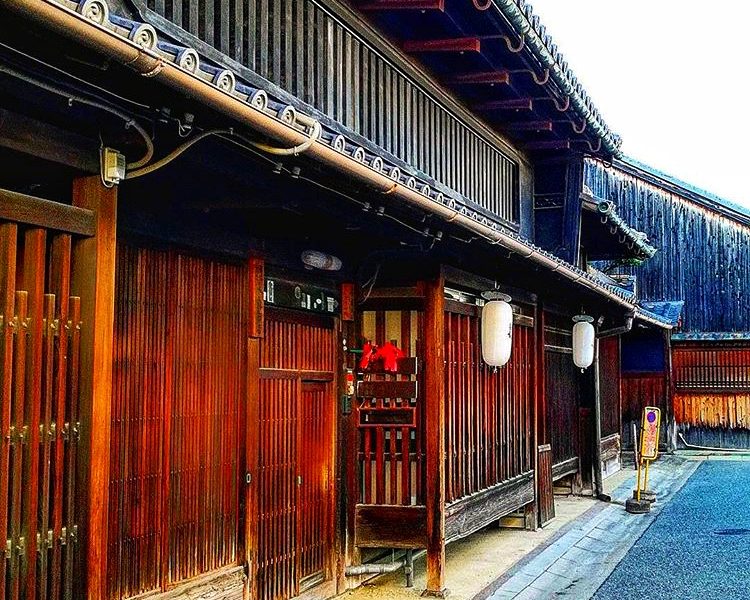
[1,193,94,600]
[254,309,336,600]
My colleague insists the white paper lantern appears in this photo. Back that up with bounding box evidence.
[572,315,595,370]
[481,293,513,367]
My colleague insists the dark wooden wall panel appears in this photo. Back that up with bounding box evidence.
[585,160,750,334]
[599,337,621,438]
[142,0,520,225]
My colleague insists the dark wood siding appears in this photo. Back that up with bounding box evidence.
[585,160,750,334]
[141,0,520,225]
[599,337,621,438]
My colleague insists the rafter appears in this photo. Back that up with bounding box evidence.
[474,98,533,111]
[403,37,481,53]
[525,140,571,151]
[358,0,444,9]
[504,121,553,132]
[444,71,510,85]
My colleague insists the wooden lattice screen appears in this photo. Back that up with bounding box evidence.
[255,309,336,600]
[444,304,535,504]
[1,222,83,600]
[108,245,246,599]
[358,310,424,506]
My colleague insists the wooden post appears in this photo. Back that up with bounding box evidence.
[423,275,447,597]
[340,282,358,589]
[663,330,674,451]
[70,176,117,600]
[246,257,263,600]
[592,337,604,498]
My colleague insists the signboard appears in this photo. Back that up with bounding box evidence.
[639,406,661,461]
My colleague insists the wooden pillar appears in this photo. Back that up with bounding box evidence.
[70,176,117,600]
[339,282,357,591]
[663,330,674,451]
[246,257,263,600]
[423,275,447,597]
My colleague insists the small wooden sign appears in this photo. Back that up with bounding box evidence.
[640,406,661,461]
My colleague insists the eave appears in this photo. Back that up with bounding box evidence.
[6,0,649,317]
[350,0,622,158]
[581,190,657,262]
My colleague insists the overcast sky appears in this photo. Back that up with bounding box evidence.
[528,0,749,208]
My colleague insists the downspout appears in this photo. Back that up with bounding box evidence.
[6,0,646,315]
[592,314,633,501]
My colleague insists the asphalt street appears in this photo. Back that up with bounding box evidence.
[593,459,750,600]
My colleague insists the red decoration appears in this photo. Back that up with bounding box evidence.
[359,341,405,373]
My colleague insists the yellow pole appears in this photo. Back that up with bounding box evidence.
[644,459,650,493]
[636,458,642,502]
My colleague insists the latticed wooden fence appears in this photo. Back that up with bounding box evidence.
[1,208,89,600]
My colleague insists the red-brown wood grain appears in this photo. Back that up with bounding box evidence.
[108,245,246,599]
[443,306,535,504]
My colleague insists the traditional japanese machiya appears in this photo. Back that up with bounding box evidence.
[0,1,673,600]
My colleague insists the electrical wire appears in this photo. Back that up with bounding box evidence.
[0,64,154,168]
[125,128,231,179]
[0,40,153,110]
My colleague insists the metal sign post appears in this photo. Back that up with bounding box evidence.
[627,406,661,514]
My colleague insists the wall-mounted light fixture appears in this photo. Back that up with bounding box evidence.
[572,314,595,370]
[301,250,342,271]
[481,291,513,367]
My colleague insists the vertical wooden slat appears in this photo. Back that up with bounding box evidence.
[0,223,17,600]
[21,228,46,600]
[63,295,80,600]
[48,234,71,600]
[9,291,28,600]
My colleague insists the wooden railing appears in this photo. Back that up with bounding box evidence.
[139,0,521,225]
[1,207,87,600]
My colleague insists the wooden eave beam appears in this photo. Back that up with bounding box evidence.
[358,0,444,10]
[475,98,533,111]
[0,109,98,173]
[444,71,510,85]
[505,121,553,132]
[403,37,481,53]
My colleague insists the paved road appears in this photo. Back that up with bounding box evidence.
[594,460,750,600]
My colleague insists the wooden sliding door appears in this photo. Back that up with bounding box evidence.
[255,309,336,600]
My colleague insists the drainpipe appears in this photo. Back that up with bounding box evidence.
[592,314,633,501]
[5,0,670,323]
[345,549,421,587]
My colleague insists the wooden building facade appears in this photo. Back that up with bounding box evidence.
[585,157,750,449]
[0,1,673,599]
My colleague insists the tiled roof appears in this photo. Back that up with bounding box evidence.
[671,332,750,342]
[639,301,684,328]
[581,189,657,261]
[491,0,622,156]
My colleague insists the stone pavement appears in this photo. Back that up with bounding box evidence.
[482,454,702,600]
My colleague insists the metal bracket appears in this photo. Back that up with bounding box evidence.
[4,539,11,559]
[245,472,252,485]
[36,530,53,553]
[43,317,60,337]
